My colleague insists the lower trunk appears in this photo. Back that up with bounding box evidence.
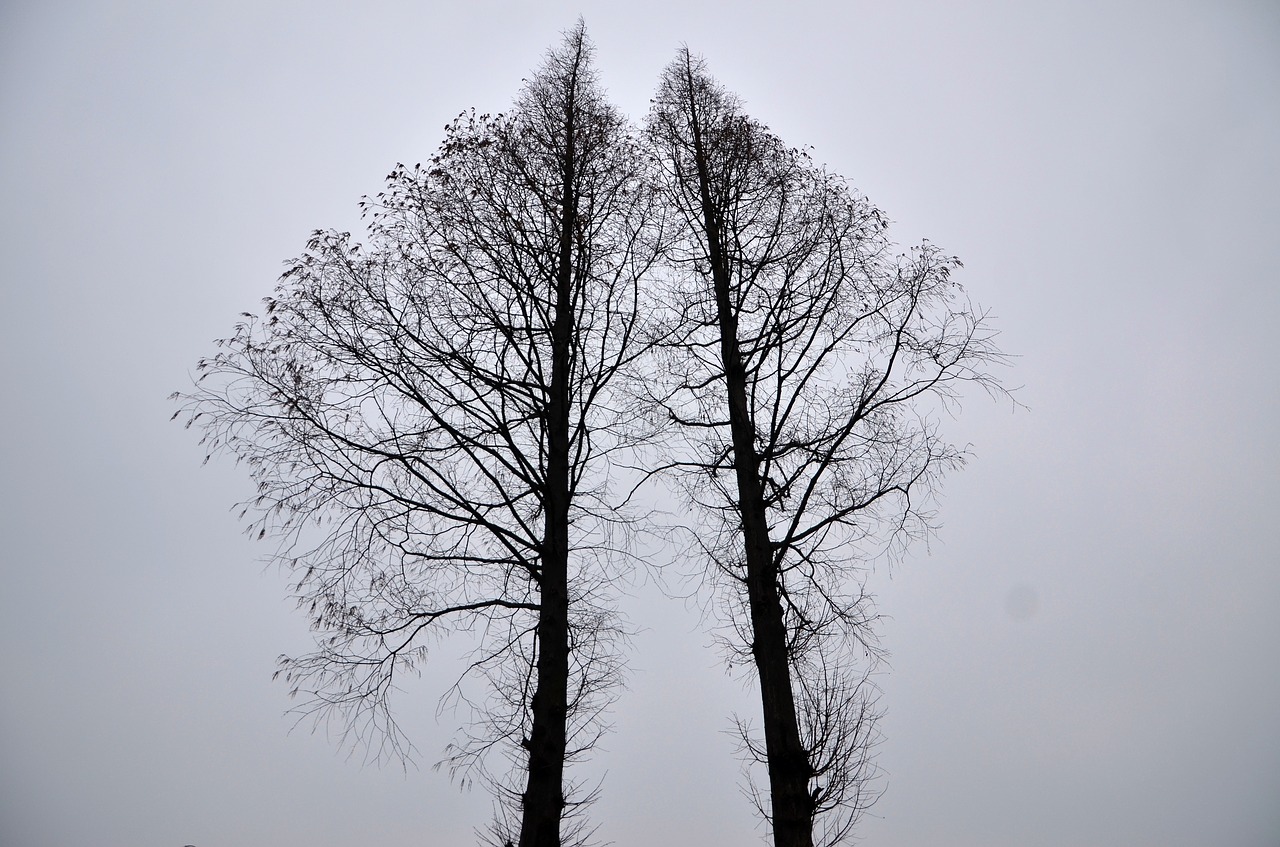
[518,554,569,847]
[746,546,816,847]
[727,292,815,847]
[720,229,815,847]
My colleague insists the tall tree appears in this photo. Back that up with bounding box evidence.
[646,50,1005,847]
[174,25,656,847]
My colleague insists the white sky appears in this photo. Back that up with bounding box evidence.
[2,2,1278,846]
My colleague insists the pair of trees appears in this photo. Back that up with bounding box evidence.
[176,23,1002,847]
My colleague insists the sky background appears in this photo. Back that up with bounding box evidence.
[2,1,1278,846]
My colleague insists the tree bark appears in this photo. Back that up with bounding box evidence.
[682,62,816,847]
[518,41,581,847]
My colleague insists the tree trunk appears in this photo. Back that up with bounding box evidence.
[683,68,815,847]
[719,267,816,847]
[518,53,581,847]
[519,548,568,847]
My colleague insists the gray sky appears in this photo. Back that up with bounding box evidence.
[2,2,1278,845]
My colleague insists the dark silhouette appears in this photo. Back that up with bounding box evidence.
[644,49,1006,847]
[175,23,657,847]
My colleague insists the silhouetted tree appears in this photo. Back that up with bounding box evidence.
[646,50,1005,847]
[174,24,656,847]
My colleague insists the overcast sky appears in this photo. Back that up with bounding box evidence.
[2,2,1278,846]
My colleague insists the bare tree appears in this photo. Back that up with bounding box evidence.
[645,50,1005,847]
[174,24,657,847]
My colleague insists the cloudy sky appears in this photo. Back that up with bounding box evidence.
[2,2,1277,846]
